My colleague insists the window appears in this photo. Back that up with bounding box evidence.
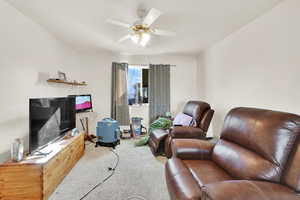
[128,66,149,105]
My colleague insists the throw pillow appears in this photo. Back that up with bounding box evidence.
[173,113,194,126]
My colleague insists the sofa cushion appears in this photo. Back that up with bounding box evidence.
[170,126,205,139]
[201,180,300,200]
[183,160,233,187]
[172,139,214,160]
[213,107,300,182]
[165,158,202,200]
[212,140,280,181]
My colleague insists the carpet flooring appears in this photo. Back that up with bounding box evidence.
[49,139,169,200]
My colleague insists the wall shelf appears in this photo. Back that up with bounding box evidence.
[47,79,87,86]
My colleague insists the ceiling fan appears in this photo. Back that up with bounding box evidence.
[106,8,176,47]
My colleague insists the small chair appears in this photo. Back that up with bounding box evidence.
[148,101,214,157]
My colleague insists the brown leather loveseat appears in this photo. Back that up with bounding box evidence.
[165,107,300,200]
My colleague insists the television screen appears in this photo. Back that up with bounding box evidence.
[29,97,76,153]
[74,95,93,112]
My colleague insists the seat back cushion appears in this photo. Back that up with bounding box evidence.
[199,109,214,132]
[212,107,300,182]
[282,138,300,192]
[183,101,210,126]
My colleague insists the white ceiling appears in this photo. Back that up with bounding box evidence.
[5,0,282,55]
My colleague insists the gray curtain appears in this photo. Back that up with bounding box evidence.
[149,64,171,123]
[111,62,130,125]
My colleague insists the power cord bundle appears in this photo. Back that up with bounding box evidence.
[79,149,119,200]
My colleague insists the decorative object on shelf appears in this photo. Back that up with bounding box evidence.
[11,138,24,162]
[58,71,67,81]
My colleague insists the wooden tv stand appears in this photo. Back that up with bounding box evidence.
[0,133,85,200]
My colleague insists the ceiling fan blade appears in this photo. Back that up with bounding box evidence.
[143,8,162,27]
[118,34,131,43]
[106,19,131,28]
[152,28,176,36]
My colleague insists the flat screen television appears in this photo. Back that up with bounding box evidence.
[29,97,76,153]
[70,94,93,113]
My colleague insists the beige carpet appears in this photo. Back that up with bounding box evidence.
[49,139,169,200]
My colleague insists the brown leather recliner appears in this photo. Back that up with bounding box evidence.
[164,101,214,158]
[148,101,214,157]
[165,107,300,200]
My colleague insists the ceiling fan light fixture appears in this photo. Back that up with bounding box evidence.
[140,32,151,47]
[108,7,174,47]
[130,33,140,44]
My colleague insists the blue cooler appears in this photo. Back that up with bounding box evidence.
[96,118,120,148]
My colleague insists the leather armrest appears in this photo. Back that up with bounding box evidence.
[170,126,205,139]
[171,139,215,160]
[166,158,202,199]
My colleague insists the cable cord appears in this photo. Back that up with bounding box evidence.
[79,149,120,200]
[125,195,147,200]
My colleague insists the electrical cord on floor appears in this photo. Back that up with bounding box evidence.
[125,195,147,200]
[79,149,120,200]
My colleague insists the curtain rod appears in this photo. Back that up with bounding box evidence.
[129,63,176,67]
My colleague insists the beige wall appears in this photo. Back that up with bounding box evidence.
[0,1,114,162]
[199,0,300,137]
